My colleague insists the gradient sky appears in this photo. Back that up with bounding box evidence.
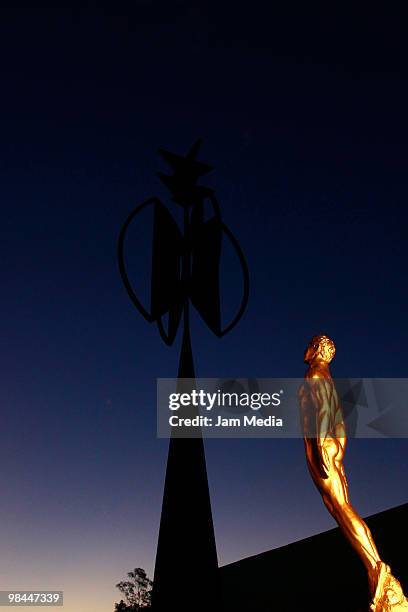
[2,3,408,611]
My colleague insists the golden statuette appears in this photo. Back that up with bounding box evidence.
[298,335,408,612]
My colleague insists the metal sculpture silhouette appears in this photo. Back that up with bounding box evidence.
[117,139,249,612]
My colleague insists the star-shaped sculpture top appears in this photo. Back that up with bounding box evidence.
[156,139,215,207]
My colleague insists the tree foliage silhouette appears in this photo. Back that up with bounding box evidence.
[114,567,152,611]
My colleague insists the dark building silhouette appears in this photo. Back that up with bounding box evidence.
[219,502,408,612]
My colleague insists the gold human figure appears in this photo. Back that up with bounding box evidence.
[298,335,408,612]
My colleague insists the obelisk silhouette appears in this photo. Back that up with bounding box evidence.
[152,327,220,610]
[118,140,249,611]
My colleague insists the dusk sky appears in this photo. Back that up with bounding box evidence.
[2,3,408,611]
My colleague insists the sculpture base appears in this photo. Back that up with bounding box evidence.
[370,563,408,612]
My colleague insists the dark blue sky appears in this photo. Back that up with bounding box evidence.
[1,3,408,610]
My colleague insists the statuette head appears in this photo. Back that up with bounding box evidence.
[304,335,336,364]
